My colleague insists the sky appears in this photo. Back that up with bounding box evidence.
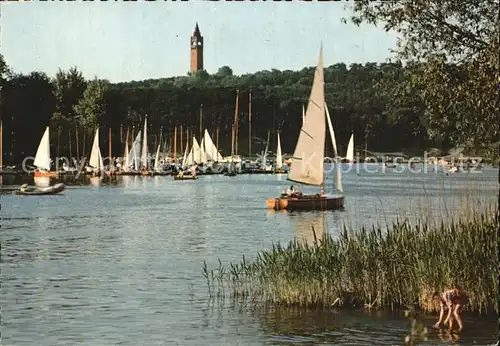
[1,2,398,83]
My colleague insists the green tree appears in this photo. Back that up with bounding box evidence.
[73,78,106,129]
[0,54,11,85]
[216,66,233,77]
[347,0,500,156]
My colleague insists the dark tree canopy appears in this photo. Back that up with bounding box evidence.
[1,7,499,167]
[347,0,500,157]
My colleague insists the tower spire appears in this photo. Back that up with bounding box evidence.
[190,22,204,72]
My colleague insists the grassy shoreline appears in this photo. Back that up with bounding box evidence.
[204,205,499,315]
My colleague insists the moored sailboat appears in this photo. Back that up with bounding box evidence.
[140,116,152,176]
[274,132,287,174]
[266,47,344,211]
[33,126,57,177]
[86,128,104,176]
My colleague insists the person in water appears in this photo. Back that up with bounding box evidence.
[433,285,464,331]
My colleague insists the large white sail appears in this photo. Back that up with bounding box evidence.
[89,128,103,170]
[346,133,354,162]
[141,116,148,169]
[203,129,222,162]
[325,102,343,193]
[276,132,283,169]
[287,47,326,186]
[34,126,51,171]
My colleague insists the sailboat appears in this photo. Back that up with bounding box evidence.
[33,126,57,177]
[345,133,355,163]
[174,136,198,180]
[121,130,142,175]
[203,129,223,171]
[274,132,287,174]
[140,116,152,176]
[266,47,344,211]
[86,128,104,176]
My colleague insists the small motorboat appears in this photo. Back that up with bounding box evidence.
[16,183,66,196]
[173,172,197,181]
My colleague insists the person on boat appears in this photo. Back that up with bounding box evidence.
[285,185,295,196]
[433,285,465,331]
[20,184,28,193]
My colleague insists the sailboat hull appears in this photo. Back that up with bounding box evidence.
[267,195,344,211]
[174,175,197,180]
[34,170,57,178]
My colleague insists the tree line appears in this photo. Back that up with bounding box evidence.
[1,0,498,165]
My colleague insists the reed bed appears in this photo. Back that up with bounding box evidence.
[203,204,499,315]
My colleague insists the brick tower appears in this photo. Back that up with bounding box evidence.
[190,23,204,73]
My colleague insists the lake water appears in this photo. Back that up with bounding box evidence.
[1,165,498,345]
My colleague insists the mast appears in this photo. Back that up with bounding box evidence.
[180,125,183,155]
[141,115,148,170]
[0,119,3,168]
[68,130,72,160]
[199,104,203,141]
[234,90,239,157]
[231,124,235,158]
[216,126,219,154]
[248,89,252,158]
[108,127,112,169]
[75,126,79,161]
[173,125,177,161]
[124,127,130,165]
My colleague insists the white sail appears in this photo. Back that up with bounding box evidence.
[192,137,201,163]
[185,137,201,166]
[141,116,148,169]
[325,104,338,157]
[325,102,343,193]
[276,132,283,169]
[153,143,161,172]
[89,128,103,170]
[302,105,305,124]
[200,138,207,164]
[34,126,51,171]
[181,138,189,169]
[128,130,142,171]
[262,130,270,167]
[287,47,326,186]
[123,139,130,172]
[203,129,223,162]
[346,133,354,163]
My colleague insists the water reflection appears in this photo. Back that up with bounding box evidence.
[290,212,326,246]
[34,176,50,187]
[437,328,461,344]
[251,306,406,344]
[89,176,102,187]
[1,170,498,345]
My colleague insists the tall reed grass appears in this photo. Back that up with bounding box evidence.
[204,204,499,315]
